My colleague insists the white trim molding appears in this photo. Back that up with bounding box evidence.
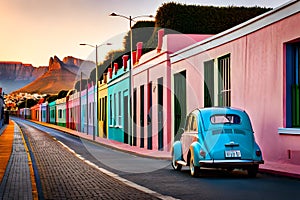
[171,0,300,64]
[278,128,300,135]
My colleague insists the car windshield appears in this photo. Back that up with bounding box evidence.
[210,114,241,124]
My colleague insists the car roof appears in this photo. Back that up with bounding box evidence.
[196,107,253,131]
[197,107,245,113]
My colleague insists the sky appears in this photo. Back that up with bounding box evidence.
[0,0,291,67]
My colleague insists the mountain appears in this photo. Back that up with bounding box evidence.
[0,62,48,93]
[13,56,95,94]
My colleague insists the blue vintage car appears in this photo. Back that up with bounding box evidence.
[172,107,264,177]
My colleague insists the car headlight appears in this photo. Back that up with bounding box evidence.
[200,149,206,158]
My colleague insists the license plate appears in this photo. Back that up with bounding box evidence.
[225,150,241,158]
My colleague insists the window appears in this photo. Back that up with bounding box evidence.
[58,109,62,118]
[190,115,198,132]
[118,91,122,126]
[89,102,92,120]
[184,114,198,132]
[286,42,300,127]
[109,95,113,125]
[104,96,107,121]
[99,98,102,121]
[218,54,231,106]
[140,85,145,148]
[133,89,137,146]
[114,93,116,126]
[102,97,105,121]
[204,60,214,107]
[211,114,241,124]
[174,71,186,139]
[42,110,46,119]
[158,78,164,150]
[184,115,191,131]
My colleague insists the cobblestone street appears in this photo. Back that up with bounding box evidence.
[18,122,160,200]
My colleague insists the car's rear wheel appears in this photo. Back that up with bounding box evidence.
[247,164,259,177]
[171,151,182,171]
[189,157,200,177]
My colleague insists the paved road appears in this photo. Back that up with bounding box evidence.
[14,118,300,200]
[14,119,162,200]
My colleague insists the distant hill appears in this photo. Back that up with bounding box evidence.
[0,62,48,93]
[14,56,95,95]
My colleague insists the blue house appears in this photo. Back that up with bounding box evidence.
[107,55,130,144]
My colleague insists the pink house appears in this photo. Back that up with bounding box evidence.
[132,31,212,151]
[170,0,300,175]
[68,91,81,131]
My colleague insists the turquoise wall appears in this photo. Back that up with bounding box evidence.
[107,67,130,143]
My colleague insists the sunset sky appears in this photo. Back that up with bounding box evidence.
[0,0,290,67]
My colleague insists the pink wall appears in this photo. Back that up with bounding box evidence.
[133,53,171,150]
[133,34,212,151]
[172,11,300,175]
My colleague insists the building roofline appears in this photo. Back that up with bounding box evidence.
[171,0,300,63]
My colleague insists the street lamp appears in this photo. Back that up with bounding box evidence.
[109,13,154,146]
[80,42,112,140]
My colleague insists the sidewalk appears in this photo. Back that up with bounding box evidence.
[0,120,38,199]
[30,120,172,160]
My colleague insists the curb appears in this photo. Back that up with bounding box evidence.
[26,119,172,161]
[259,168,300,179]
[17,122,39,200]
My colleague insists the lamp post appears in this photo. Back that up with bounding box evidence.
[109,13,153,146]
[80,43,112,140]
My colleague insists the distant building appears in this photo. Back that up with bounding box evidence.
[0,88,4,128]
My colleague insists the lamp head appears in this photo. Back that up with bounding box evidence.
[109,13,118,17]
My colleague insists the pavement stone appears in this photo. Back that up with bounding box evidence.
[18,121,161,200]
[0,122,33,200]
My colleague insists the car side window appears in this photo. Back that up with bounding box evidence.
[190,115,198,132]
[184,115,190,131]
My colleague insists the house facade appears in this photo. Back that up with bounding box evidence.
[98,73,108,138]
[107,58,130,143]
[56,97,66,127]
[68,91,81,131]
[132,31,212,151]
[170,0,300,175]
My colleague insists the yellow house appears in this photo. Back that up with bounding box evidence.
[98,73,108,138]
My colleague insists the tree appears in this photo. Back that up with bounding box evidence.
[18,98,38,109]
[57,90,69,99]
[155,3,271,34]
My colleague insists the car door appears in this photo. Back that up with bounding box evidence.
[181,112,199,162]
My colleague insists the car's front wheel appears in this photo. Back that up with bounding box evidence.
[171,151,182,171]
[189,156,200,177]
